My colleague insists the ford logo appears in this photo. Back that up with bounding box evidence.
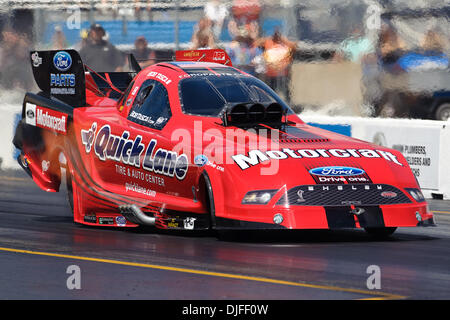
[53,51,72,72]
[194,155,208,167]
[309,166,365,176]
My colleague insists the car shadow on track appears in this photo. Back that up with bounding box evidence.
[124,226,439,244]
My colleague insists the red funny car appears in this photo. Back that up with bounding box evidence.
[13,48,435,236]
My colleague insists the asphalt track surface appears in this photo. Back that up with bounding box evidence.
[0,170,449,300]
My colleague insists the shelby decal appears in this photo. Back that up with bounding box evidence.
[232,148,403,170]
[25,103,67,134]
[81,123,188,180]
[309,166,365,176]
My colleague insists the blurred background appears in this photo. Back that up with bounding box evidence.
[0,0,449,120]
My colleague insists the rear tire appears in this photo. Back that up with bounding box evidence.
[364,227,397,238]
[434,103,450,121]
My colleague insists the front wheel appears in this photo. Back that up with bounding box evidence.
[364,227,397,238]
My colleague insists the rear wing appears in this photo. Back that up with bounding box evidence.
[30,50,86,107]
[175,49,232,66]
[30,50,139,106]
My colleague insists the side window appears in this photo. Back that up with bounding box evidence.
[127,80,171,130]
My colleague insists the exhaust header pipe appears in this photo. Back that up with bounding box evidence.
[119,204,156,226]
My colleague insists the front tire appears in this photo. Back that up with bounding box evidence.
[202,172,216,230]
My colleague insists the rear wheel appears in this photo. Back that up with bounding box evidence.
[364,227,397,238]
[434,103,450,121]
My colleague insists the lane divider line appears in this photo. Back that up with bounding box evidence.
[432,210,450,215]
[0,246,405,300]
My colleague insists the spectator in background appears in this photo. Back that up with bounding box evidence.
[0,27,33,90]
[421,29,448,54]
[204,0,229,40]
[132,36,157,68]
[255,28,297,104]
[226,28,262,76]
[334,27,375,63]
[228,0,261,39]
[191,17,216,49]
[73,28,89,51]
[134,0,153,21]
[50,25,69,50]
[79,23,125,71]
[377,25,407,67]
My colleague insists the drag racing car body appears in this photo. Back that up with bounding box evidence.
[13,49,435,235]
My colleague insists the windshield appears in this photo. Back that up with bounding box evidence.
[179,75,292,116]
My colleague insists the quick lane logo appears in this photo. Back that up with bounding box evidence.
[309,166,365,176]
[232,148,403,170]
[25,103,67,135]
[81,123,188,180]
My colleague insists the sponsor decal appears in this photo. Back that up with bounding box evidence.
[147,71,172,85]
[167,218,179,229]
[129,111,155,125]
[213,51,226,61]
[309,166,365,176]
[41,160,50,172]
[84,215,97,223]
[308,184,383,192]
[81,123,188,180]
[31,52,42,67]
[125,182,156,197]
[178,72,245,79]
[131,86,139,96]
[183,217,196,230]
[182,51,201,58]
[341,200,362,205]
[194,154,208,167]
[49,51,75,95]
[232,148,403,170]
[296,189,305,203]
[53,51,72,71]
[98,217,114,225]
[50,73,76,95]
[115,216,127,227]
[205,161,225,172]
[381,191,397,198]
[25,103,67,135]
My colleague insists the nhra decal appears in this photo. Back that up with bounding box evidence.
[81,123,188,180]
[232,148,403,170]
[25,103,67,135]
